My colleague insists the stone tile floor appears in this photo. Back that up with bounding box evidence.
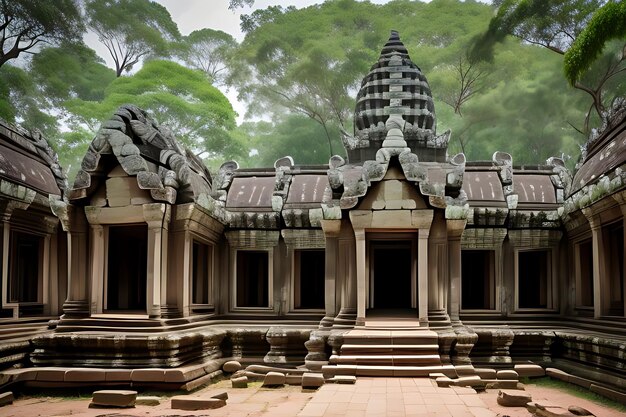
[0,377,623,417]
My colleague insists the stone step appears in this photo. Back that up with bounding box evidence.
[340,344,438,355]
[322,364,456,378]
[330,354,442,366]
[342,330,438,345]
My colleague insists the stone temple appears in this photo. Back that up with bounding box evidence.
[0,32,624,398]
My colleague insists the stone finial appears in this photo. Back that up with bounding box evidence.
[274,156,294,169]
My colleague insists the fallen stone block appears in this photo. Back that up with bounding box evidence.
[91,390,137,408]
[514,364,545,377]
[530,401,577,417]
[262,371,285,387]
[435,376,453,387]
[211,392,228,401]
[546,368,569,382]
[454,375,484,387]
[475,368,496,379]
[568,375,592,390]
[231,376,248,388]
[302,372,324,389]
[247,364,306,375]
[568,405,594,416]
[136,396,160,406]
[0,392,14,407]
[328,375,356,384]
[496,370,519,380]
[455,365,475,376]
[223,360,242,373]
[497,389,532,407]
[590,384,626,404]
[285,374,302,385]
[171,396,226,411]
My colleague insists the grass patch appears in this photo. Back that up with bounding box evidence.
[522,377,626,413]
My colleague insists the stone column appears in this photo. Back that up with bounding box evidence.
[418,227,429,324]
[613,191,626,317]
[583,208,607,318]
[63,206,91,318]
[144,203,169,319]
[320,220,341,328]
[355,229,366,325]
[447,219,466,322]
[89,224,104,314]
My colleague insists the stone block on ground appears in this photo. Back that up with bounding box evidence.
[136,396,160,406]
[223,360,242,373]
[475,368,496,379]
[0,392,14,407]
[91,390,137,408]
[328,375,357,384]
[429,372,447,379]
[171,396,226,411]
[231,376,248,388]
[568,405,594,416]
[529,401,578,417]
[455,365,475,376]
[285,374,302,385]
[496,370,519,380]
[454,375,484,387]
[211,392,228,400]
[497,389,532,407]
[589,384,626,404]
[436,376,454,387]
[302,372,324,389]
[262,371,285,387]
[514,364,545,377]
[546,368,569,382]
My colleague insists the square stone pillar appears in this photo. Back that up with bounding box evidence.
[355,229,366,326]
[613,191,626,317]
[143,203,170,319]
[320,220,341,327]
[447,219,466,322]
[418,228,430,324]
[89,224,104,314]
[583,208,608,318]
[62,206,91,317]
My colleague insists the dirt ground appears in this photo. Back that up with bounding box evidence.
[0,377,623,417]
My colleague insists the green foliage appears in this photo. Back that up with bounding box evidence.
[0,64,57,137]
[86,0,180,76]
[29,43,116,105]
[0,0,84,68]
[66,60,238,159]
[173,28,237,85]
[564,1,626,85]
[470,0,624,132]
[236,115,343,168]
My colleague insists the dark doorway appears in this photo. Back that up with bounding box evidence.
[107,225,148,311]
[236,250,269,307]
[371,241,412,309]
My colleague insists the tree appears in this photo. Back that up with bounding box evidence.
[228,0,255,11]
[85,0,180,77]
[0,0,84,69]
[231,0,499,159]
[564,0,626,85]
[470,0,625,131]
[66,60,238,160]
[173,29,237,85]
[29,42,116,106]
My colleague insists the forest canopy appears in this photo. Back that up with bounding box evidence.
[1,0,624,180]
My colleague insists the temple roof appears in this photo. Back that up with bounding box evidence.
[345,31,443,163]
[69,105,213,205]
[0,120,65,198]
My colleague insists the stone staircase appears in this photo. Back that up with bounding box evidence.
[322,317,456,377]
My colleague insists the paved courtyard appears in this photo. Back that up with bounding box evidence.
[0,377,623,417]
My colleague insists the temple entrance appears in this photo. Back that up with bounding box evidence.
[106,225,148,312]
[369,240,414,311]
